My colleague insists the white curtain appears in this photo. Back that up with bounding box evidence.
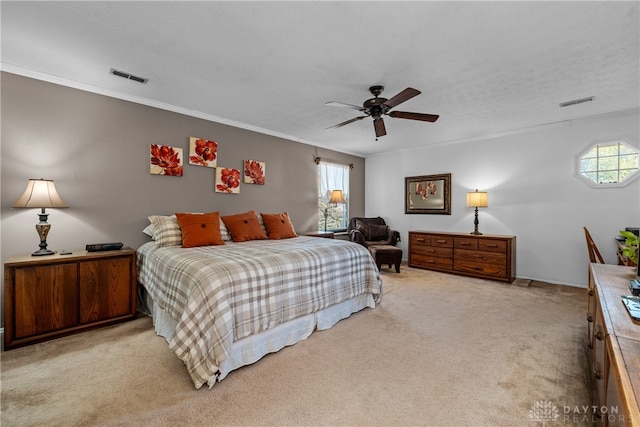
[318,162,349,201]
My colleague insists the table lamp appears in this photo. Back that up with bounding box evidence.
[324,189,346,232]
[466,189,488,235]
[12,178,69,256]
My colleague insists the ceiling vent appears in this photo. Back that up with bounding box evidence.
[559,96,594,108]
[109,68,148,84]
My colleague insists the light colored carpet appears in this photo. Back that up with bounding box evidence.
[1,266,591,426]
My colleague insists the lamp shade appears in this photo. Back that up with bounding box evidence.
[12,179,69,209]
[466,189,488,208]
[328,190,346,204]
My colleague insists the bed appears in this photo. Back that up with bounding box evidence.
[136,235,382,389]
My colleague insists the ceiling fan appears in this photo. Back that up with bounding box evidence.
[325,85,439,139]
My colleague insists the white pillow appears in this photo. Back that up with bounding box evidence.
[147,215,181,247]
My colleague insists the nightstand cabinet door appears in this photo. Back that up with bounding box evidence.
[14,264,78,339]
[79,257,132,323]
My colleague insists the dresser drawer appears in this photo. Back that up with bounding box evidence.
[454,249,506,266]
[412,246,453,259]
[411,254,453,270]
[454,237,478,250]
[478,239,507,253]
[430,235,453,247]
[410,233,431,246]
[454,260,507,279]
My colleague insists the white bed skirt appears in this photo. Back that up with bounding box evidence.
[141,289,376,387]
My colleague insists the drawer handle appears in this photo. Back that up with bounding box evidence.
[485,244,498,248]
[587,314,593,322]
[472,254,484,258]
[593,369,602,380]
[426,260,435,264]
[436,239,446,243]
[460,242,470,246]
[594,331,604,341]
[473,266,483,271]
[426,249,435,253]
[416,238,425,242]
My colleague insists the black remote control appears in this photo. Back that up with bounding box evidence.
[86,242,124,252]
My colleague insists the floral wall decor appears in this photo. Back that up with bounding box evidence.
[150,144,183,176]
[244,160,266,185]
[188,137,218,168]
[215,167,241,194]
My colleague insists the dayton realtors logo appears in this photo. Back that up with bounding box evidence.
[529,400,628,425]
[529,400,559,426]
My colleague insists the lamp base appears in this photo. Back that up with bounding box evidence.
[32,248,55,256]
[470,231,483,235]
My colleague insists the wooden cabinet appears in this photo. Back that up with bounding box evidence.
[408,231,516,283]
[588,264,640,425]
[4,248,137,350]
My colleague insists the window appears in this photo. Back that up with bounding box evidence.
[577,139,639,188]
[317,162,349,231]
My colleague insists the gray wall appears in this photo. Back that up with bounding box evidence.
[1,72,365,266]
[365,110,640,287]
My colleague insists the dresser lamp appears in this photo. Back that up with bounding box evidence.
[466,189,488,235]
[12,178,69,256]
[324,189,346,232]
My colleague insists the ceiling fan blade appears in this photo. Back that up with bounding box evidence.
[325,101,366,111]
[374,118,387,137]
[388,110,439,122]
[324,116,366,130]
[382,87,421,109]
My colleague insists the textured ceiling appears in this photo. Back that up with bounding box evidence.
[1,1,638,157]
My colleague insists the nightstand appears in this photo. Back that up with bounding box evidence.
[305,231,335,239]
[4,248,137,350]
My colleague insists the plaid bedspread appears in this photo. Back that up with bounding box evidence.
[136,236,382,388]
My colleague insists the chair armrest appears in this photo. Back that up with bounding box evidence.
[389,229,401,246]
[350,229,366,246]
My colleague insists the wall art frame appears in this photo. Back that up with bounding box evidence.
[405,173,451,214]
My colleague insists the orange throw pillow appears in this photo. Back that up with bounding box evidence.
[175,212,224,248]
[261,212,298,240]
[220,211,268,242]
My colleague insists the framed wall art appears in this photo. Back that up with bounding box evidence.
[188,137,218,168]
[150,144,183,176]
[405,173,451,214]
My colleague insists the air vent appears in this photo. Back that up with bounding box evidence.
[559,96,594,108]
[109,68,148,84]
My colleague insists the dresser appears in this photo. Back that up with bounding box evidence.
[4,248,137,350]
[408,231,516,283]
[587,263,640,425]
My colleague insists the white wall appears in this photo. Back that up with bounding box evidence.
[365,111,639,287]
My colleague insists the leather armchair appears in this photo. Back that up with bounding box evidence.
[347,217,400,248]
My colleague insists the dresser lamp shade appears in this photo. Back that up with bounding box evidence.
[466,190,488,208]
[12,178,69,256]
[466,189,488,235]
